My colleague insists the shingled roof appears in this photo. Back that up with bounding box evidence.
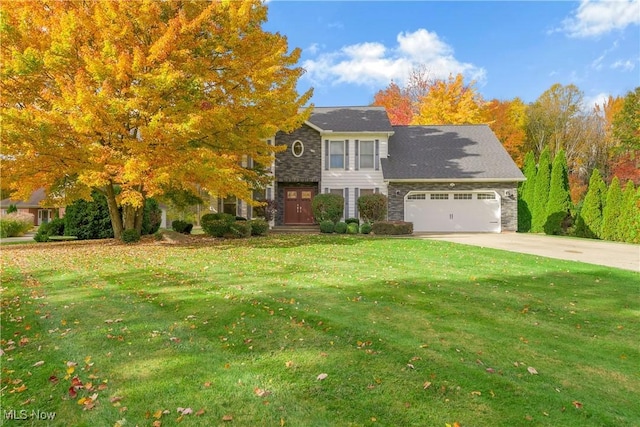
[307,106,394,133]
[381,125,525,181]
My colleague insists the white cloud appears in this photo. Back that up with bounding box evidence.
[583,92,610,112]
[611,58,636,71]
[302,28,485,89]
[559,0,640,38]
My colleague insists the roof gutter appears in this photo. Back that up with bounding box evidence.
[384,177,526,183]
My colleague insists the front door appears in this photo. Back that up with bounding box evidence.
[284,188,314,224]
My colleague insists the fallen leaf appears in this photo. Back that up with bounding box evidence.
[177,407,193,415]
[196,408,205,416]
[285,360,294,368]
[527,367,538,375]
[203,382,212,388]
[49,375,59,384]
[153,409,163,419]
[222,414,233,421]
[316,373,328,381]
[152,421,162,427]
[423,381,432,389]
[254,388,271,397]
[33,361,45,367]
[69,386,78,399]
[110,396,123,404]
[471,391,482,396]
[486,368,495,374]
[572,401,583,409]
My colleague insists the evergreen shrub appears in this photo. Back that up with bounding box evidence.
[121,229,140,244]
[34,218,65,242]
[312,194,344,223]
[319,220,335,233]
[360,222,372,234]
[248,219,269,236]
[334,221,348,234]
[371,221,413,235]
[357,194,388,223]
[346,223,359,234]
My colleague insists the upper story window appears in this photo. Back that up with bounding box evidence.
[330,141,345,169]
[291,140,304,157]
[359,141,374,169]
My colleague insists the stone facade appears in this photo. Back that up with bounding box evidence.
[387,181,519,232]
[275,125,321,183]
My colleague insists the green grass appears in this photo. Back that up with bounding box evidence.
[1,235,638,427]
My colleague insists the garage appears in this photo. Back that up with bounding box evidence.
[405,191,501,233]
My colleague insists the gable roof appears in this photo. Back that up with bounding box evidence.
[306,106,394,133]
[0,188,48,208]
[381,125,525,181]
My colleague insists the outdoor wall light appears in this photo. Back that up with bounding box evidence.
[449,183,455,187]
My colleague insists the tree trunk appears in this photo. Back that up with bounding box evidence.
[122,203,144,234]
[104,182,123,240]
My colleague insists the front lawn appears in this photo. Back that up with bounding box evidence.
[1,235,638,426]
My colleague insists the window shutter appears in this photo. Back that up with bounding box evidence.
[345,140,349,170]
[266,188,272,200]
[325,187,329,194]
[237,200,242,217]
[355,140,359,170]
[375,187,380,194]
[344,187,349,219]
[354,188,360,218]
[325,140,329,170]
[375,139,380,170]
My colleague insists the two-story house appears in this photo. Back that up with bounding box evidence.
[259,106,525,233]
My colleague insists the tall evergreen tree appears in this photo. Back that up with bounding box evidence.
[600,177,623,241]
[518,151,537,232]
[618,181,640,243]
[544,150,572,235]
[574,169,607,239]
[531,148,551,232]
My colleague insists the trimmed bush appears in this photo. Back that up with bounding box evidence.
[518,151,536,232]
[345,217,360,226]
[0,212,34,238]
[360,222,372,234]
[334,221,348,234]
[312,194,344,223]
[225,221,252,238]
[171,220,193,234]
[64,191,114,240]
[531,148,551,233]
[121,229,140,244]
[357,194,388,223]
[346,223,359,234]
[372,221,413,235]
[600,176,623,241]
[34,218,65,242]
[249,219,269,236]
[319,220,335,233]
[201,213,235,237]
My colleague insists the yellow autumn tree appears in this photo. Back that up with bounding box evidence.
[1,0,312,238]
[411,73,484,125]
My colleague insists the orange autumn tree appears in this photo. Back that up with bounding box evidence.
[482,98,528,167]
[1,0,312,239]
[412,73,485,125]
[372,82,413,125]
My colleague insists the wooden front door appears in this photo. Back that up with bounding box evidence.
[284,188,315,224]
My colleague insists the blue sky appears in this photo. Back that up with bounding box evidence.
[264,1,640,109]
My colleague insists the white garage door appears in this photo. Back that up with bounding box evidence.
[405,191,501,233]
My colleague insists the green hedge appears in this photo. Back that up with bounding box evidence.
[319,220,335,233]
[201,213,235,237]
[334,221,348,234]
[248,219,269,236]
[34,218,65,242]
[371,221,413,235]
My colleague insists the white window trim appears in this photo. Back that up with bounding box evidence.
[291,140,304,157]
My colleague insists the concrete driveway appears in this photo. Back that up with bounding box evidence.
[417,232,640,272]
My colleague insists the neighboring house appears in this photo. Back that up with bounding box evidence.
[0,188,169,229]
[0,188,64,226]
[255,106,525,233]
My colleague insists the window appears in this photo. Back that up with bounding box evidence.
[477,193,496,200]
[223,196,237,215]
[329,188,344,196]
[454,193,473,200]
[430,193,449,200]
[359,141,374,169]
[407,193,426,200]
[291,140,304,157]
[330,141,344,169]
